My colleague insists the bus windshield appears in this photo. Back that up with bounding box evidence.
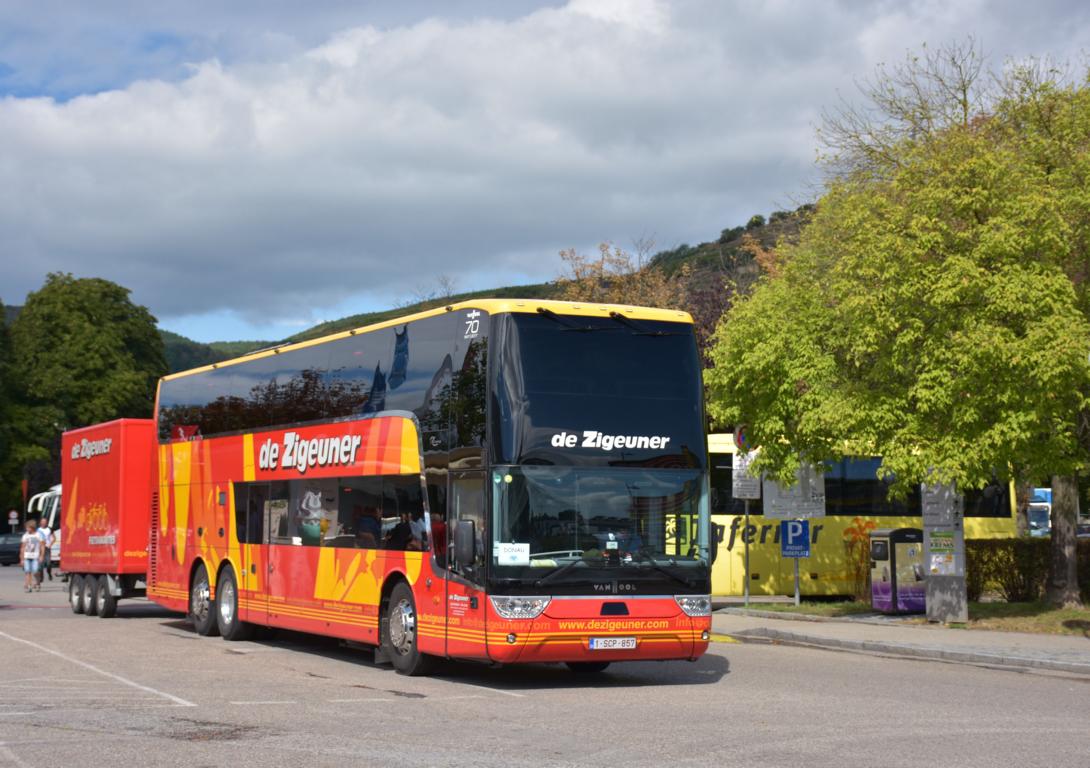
[489,312,705,469]
[490,466,709,592]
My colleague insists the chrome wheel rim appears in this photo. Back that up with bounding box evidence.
[82,582,93,611]
[219,580,235,626]
[191,577,210,623]
[70,582,80,610]
[388,598,416,656]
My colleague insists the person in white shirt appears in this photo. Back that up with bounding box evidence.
[37,518,54,583]
[19,519,43,593]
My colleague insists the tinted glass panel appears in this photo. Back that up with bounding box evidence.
[824,458,920,517]
[964,480,1011,518]
[489,313,704,468]
[709,452,747,514]
[158,312,463,441]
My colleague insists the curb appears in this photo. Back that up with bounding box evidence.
[716,607,906,627]
[730,626,1090,677]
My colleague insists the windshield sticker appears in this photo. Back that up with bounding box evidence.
[496,542,531,566]
[549,430,671,451]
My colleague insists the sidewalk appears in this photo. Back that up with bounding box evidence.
[713,609,1090,676]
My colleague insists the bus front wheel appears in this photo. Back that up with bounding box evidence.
[385,582,435,677]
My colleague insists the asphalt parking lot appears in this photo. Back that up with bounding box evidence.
[1,567,1088,768]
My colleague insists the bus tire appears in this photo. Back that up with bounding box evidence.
[97,577,117,619]
[385,582,435,677]
[215,566,253,641]
[189,562,220,637]
[82,575,99,616]
[69,575,85,614]
[566,662,610,675]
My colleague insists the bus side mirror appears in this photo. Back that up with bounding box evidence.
[454,520,476,568]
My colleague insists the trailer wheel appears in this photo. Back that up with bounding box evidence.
[566,662,611,675]
[189,562,219,636]
[81,575,99,616]
[69,575,85,614]
[385,582,435,676]
[97,577,118,619]
[215,566,253,641]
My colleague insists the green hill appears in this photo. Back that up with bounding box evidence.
[161,331,273,373]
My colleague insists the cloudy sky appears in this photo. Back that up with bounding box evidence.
[2,0,1089,342]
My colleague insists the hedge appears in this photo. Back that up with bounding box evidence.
[966,538,1090,603]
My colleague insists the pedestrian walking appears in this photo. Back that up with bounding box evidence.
[19,519,43,593]
[37,517,54,583]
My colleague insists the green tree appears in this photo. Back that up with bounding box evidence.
[708,43,1090,607]
[8,274,167,498]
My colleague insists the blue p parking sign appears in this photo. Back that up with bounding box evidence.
[780,520,810,558]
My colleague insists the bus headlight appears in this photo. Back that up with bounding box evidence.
[490,596,550,620]
[674,595,712,617]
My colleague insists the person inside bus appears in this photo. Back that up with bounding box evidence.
[353,505,382,549]
[409,509,427,550]
[385,510,419,551]
[430,510,448,566]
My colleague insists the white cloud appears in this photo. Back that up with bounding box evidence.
[2,0,1090,340]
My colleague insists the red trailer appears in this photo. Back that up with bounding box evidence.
[60,418,155,618]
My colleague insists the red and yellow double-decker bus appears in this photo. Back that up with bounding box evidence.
[149,300,712,675]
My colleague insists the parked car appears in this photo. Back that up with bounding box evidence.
[0,532,22,566]
[1077,522,1090,539]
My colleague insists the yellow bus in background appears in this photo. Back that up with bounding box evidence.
[707,434,1017,597]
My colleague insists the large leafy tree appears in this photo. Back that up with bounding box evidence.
[708,44,1090,607]
[8,274,166,498]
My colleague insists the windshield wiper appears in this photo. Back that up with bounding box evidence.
[608,311,682,336]
[631,554,698,589]
[537,306,603,332]
[533,558,586,588]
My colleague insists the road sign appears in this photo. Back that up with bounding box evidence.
[780,520,810,558]
[7,510,17,522]
[762,464,826,520]
[731,451,761,500]
[732,425,750,452]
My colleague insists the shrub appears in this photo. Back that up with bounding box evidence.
[965,538,1089,602]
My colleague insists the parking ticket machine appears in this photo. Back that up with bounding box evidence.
[869,528,925,614]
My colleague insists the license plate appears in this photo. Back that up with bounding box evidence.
[588,636,637,650]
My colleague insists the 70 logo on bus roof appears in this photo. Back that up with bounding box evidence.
[257,431,363,475]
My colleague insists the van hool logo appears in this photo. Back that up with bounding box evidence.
[70,437,112,461]
[257,432,363,475]
[550,430,672,452]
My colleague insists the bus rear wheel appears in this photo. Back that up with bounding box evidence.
[385,582,435,677]
[216,566,253,641]
[97,577,117,619]
[69,575,84,614]
[189,562,219,637]
[566,662,611,675]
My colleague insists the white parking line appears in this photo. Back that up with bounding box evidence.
[0,742,32,768]
[0,629,195,708]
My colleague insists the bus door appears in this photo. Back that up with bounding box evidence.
[233,481,272,625]
[445,471,488,659]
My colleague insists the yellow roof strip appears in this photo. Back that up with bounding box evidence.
[163,298,693,381]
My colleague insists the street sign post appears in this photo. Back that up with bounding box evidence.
[731,451,761,500]
[780,520,810,606]
[762,464,826,520]
[732,448,761,607]
[7,509,17,533]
